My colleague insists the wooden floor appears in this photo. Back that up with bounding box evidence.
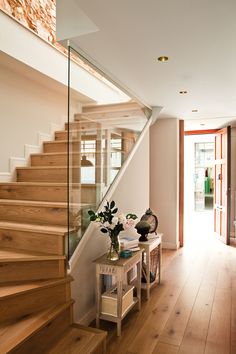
[99,212,236,354]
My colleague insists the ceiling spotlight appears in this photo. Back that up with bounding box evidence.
[158,56,169,62]
[179,90,188,94]
[200,123,205,126]
[192,109,198,112]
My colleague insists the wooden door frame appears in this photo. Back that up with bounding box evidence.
[179,120,184,247]
[227,126,231,245]
[214,126,231,244]
[182,127,231,246]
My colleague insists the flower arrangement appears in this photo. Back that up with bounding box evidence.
[88,200,138,260]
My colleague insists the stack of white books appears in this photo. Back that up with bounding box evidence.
[119,235,139,250]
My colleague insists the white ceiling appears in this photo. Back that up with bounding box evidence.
[57,0,236,129]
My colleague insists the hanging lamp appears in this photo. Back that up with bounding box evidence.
[81,136,93,167]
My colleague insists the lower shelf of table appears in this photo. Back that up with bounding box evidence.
[98,297,139,323]
[141,277,160,289]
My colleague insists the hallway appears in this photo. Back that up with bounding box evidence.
[104,216,236,354]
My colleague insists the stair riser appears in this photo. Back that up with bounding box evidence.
[0,229,65,255]
[17,168,80,183]
[0,259,65,283]
[9,306,72,354]
[44,141,81,153]
[0,282,71,324]
[0,204,67,226]
[0,185,67,202]
[65,121,101,130]
[31,154,81,166]
[55,131,101,141]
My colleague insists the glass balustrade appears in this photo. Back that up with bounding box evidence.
[67,46,150,258]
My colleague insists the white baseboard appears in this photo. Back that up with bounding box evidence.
[38,132,52,146]
[0,120,66,181]
[50,122,62,136]
[24,144,41,161]
[74,305,96,326]
[0,172,12,182]
[9,157,27,173]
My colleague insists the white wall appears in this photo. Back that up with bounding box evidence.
[150,118,179,249]
[70,129,150,324]
[0,11,129,105]
[0,58,67,172]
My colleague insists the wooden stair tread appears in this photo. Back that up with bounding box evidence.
[31,152,81,156]
[16,166,81,170]
[0,182,69,186]
[82,101,145,114]
[0,248,65,262]
[0,182,95,187]
[0,199,67,208]
[0,221,69,235]
[0,301,73,353]
[0,199,91,208]
[48,324,107,354]
[0,276,73,299]
[44,140,81,144]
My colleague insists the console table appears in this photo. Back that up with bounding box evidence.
[94,250,142,336]
[139,233,162,299]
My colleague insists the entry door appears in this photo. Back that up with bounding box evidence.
[214,126,231,244]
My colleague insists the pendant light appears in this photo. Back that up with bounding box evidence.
[81,135,93,167]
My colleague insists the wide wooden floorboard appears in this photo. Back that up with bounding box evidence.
[103,214,236,354]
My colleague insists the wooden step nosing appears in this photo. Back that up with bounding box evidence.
[0,254,65,262]
[0,199,68,208]
[0,182,68,186]
[0,222,68,235]
[16,166,82,171]
[2,300,74,353]
[0,276,73,300]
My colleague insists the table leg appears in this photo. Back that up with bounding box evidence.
[146,250,150,300]
[137,259,141,310]
[117,320,122,337]
[96,268,102,328]
[159,243,162,284]
[117,280,123,336]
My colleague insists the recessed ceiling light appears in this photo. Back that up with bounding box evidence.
[200,123,205,126]
[179,90,188,94]
[192,109,198,112]
[158,56,169,62]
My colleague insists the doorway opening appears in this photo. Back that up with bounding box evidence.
[184,134,215,242]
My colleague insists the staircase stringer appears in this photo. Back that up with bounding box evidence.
[0,122,62,182]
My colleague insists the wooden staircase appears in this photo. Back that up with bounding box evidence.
[0,113,108,353]
[0,102,145,353]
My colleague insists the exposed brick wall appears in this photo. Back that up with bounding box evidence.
[0,0,56,44]
[0,1,123,92]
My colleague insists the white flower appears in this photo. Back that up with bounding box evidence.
[118,213,126,223]
[103,221,110,228]
[112,216,118,225]
[124,218,136,229]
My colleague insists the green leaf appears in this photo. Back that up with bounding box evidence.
[110,200,115,209]
[112,207,118,214]
[90,215,97,221]
[88,210,95,216]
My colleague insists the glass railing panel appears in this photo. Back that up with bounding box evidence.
[67,46,150,259]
